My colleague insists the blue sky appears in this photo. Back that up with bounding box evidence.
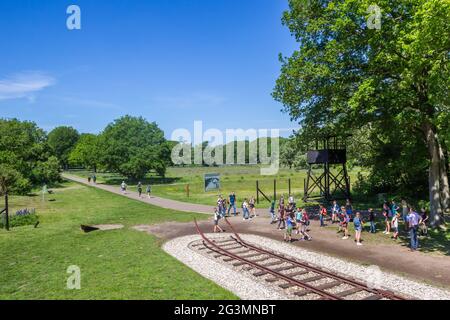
[0,0,298,138]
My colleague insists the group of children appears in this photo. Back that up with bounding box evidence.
[271,195,312,242]
[211,192,429,251]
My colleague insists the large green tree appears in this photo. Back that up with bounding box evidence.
[274,0,450,226]
[98,115,169,179]
[69,133,100,172]
[48,126,80,169]
[0,119,60,194]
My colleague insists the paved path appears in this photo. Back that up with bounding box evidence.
[62,173,266,216]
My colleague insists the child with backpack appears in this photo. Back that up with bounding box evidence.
[213,207,223,233]
[284,214,295,242]
[319,204,327,227]
[299,209,312,241]
[341,206,350,240]
[353,212,363,246]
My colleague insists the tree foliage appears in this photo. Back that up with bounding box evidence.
[274,0,450,226]
[69,134,100,171]
[0,119,60,194]
[98,115,168,179]
[48,126,80,168]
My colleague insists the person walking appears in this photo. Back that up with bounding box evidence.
[420,208,429,236]
[407,208,422,251]
[331,200,340,224]
[88,176,91,183]
[146,184,152,198]
[269,200,276,224]
[137,182,143,198]
[217,195,225,218]
[391,212,400,240]
[120,181,127,194]
[319,204,327,227]
[213,207,224,233]
[341,206,350,240]
[242,199,250,221]
[382,202,391,234]
[284,214,295,242]
[299,209,312,241]
[277,201,286,230]
[353,212,363,246]
[345,199,354,221]
[249,196,257,217]
[368,208,376,233]
[92,175,97,184]
[228,192,237,216]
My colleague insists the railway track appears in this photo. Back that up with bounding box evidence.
[192,218,407,301]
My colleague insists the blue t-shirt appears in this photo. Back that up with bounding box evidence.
[287,218,293,227]
[229,194,236,204]
[353,217,362,229]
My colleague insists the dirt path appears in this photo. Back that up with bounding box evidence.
[63,173,450,289]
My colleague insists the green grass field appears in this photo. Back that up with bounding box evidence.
[68,166,362,209]
[0,182,237,300]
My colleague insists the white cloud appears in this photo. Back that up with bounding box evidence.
[0,71,55,101]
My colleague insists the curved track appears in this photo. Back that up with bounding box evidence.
[193,218,407,300]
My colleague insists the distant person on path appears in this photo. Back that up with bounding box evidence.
[137,182,143,198]
[319,204,327,227]
[213,207,224,233]
[146,185,152,198]
[353,212,363,246]
[88,176,91,183]
[331,200,340,224]
[368,208,376,233]
[92,175,97,184]
[407,208,422,251]
[269,200,276,224]
[121,181,127,194]
[228,192,237,216]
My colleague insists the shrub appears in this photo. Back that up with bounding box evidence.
[0,208,39,229]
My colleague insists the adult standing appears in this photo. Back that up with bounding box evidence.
[228,192,237,216]
[407,208,422,251]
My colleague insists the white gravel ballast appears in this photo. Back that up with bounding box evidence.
[162,233,450,300]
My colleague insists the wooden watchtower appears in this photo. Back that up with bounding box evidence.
[303,135,351,202]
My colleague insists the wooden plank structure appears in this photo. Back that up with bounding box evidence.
[303,135,351,202]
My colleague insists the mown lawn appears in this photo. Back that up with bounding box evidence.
[68,166,362,208]
[0,182,237,300]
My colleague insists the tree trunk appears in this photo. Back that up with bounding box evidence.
[439,140,450,211]
[424,122,447,227]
